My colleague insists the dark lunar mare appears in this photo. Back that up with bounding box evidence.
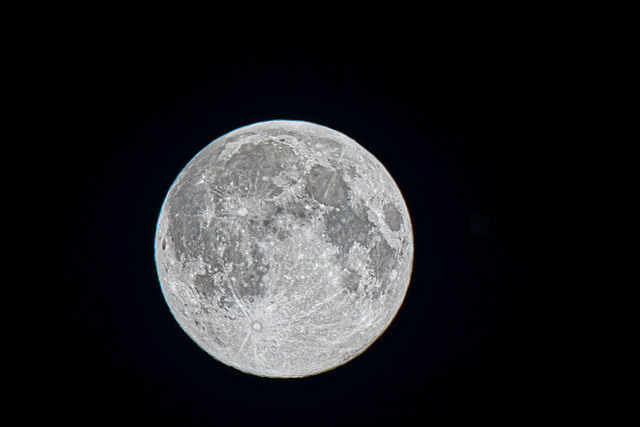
[324,202,373,255]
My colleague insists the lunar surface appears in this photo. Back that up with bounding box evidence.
[154,120,413,378]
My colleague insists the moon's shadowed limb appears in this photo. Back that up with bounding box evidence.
[154,120,413,378]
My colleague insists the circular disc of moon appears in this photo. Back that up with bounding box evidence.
[154,120,414,378]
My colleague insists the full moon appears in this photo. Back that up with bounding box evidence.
[154,120,414,378]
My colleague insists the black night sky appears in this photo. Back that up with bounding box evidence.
[10,8,627,425]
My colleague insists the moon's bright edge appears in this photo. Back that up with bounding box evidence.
[154,120,414,378]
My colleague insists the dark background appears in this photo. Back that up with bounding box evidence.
[9,7,628,426]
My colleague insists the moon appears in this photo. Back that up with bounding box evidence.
[154,120,414,378]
